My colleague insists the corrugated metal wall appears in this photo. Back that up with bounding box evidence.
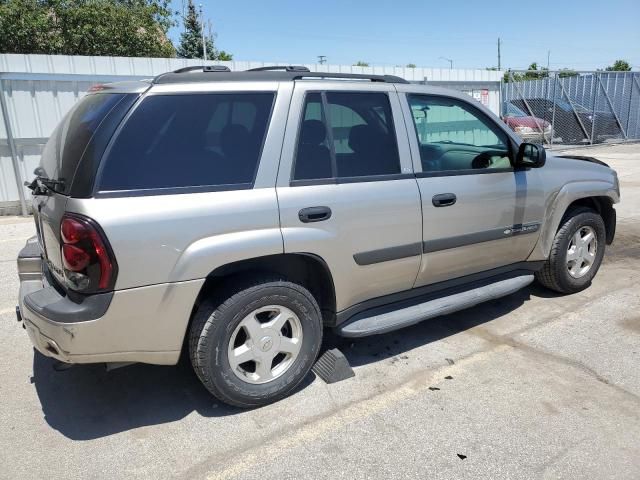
[0,54,503,209]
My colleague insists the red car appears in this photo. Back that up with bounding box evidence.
[503,103,552,143]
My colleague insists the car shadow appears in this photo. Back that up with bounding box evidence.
[32,283,543,440]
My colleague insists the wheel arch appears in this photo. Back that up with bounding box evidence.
[562,196,616,245]
[186,253,337,336]
[530,181,618,261]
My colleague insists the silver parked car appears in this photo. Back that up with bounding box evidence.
[17,66,619,407]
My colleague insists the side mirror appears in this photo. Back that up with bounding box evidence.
[516,142,546,168]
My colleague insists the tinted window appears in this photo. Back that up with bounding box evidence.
[293,92,400,181]
[505,103,527,117]
[39,93,134,194]
[408,95,511,172]
[99,93,275,192]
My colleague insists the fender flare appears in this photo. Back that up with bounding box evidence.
[529,180,619,261]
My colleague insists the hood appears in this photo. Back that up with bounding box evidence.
[504,116,550,128]
[555,154,609,168]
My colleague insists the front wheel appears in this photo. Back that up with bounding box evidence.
[189,278,323,408]
[535,208,606,294]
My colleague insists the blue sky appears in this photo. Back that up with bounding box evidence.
[168,0,640,70]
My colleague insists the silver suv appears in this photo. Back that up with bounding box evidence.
[16,66,620,407]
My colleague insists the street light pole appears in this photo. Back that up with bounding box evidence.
[439,56,453,69]
[199,4,207,61]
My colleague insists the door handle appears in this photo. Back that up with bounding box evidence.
[298,206,332,223]
[432,193,457,207]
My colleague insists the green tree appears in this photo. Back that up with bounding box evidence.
[558,68,578,78]
[503,70,522,83]
[353,61,369,67]
[406,63,416,68]
[605,60,631,71]
[0,0,176,57]
[523,62,549,80]
[503,62,549,83]
[177,0,232,60]
[177,0,211,59]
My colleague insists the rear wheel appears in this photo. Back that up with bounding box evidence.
[189,278,322,408]
[536,208,606,294]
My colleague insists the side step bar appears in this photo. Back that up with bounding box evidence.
[336,274,534,338]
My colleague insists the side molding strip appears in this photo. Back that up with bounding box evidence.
[353,242,422,266]
[352,223,540,266]
[423,222,540,253]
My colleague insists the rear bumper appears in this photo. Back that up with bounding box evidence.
[17,238,204,365]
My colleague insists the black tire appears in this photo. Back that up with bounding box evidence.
[188,277,322,408]
[535,207,606,294]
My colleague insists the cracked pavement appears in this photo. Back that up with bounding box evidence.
[1,144,639,479]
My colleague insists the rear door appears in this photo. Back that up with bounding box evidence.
[400,92,545,287]
[276,81,422,312]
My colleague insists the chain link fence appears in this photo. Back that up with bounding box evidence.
[502,70,640,148]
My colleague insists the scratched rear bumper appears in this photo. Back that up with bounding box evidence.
[17,239,204,365]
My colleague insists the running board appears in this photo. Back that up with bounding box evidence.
[336,274,534,338]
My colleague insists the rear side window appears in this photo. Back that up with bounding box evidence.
[99,93,275,192]
[39,93,135,195]
[293,92,400,181]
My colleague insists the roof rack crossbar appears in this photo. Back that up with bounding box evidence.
[247,65,311,72]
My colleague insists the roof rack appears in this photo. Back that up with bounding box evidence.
[165,65,231,74]
[293,72,408,83]
[153,64,231,83]
[152,68,408,85]
[247,65,311,72]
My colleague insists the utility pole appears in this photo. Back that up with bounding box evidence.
[497,37,501,70]
[199,4,207,61]
[318,55,327,65]
[547,50,550,70]
[181,0,186,34]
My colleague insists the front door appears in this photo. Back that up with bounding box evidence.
[401,93,545,287]
[276,82,422,312]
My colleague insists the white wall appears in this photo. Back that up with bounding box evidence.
[0,53,503,82]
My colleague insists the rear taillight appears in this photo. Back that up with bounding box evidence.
[60,213,117,292]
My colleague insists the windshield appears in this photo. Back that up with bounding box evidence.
[505,103,527,117]
[38,93,129,194]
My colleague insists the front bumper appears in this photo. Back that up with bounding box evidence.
[518,128,553,143]
[17,238,204,365]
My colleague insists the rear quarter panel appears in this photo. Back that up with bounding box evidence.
[66,188,283,289]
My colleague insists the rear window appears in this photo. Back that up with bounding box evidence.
[98,93,275,193]
[39,93,134,195]
[293,92,400,181]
